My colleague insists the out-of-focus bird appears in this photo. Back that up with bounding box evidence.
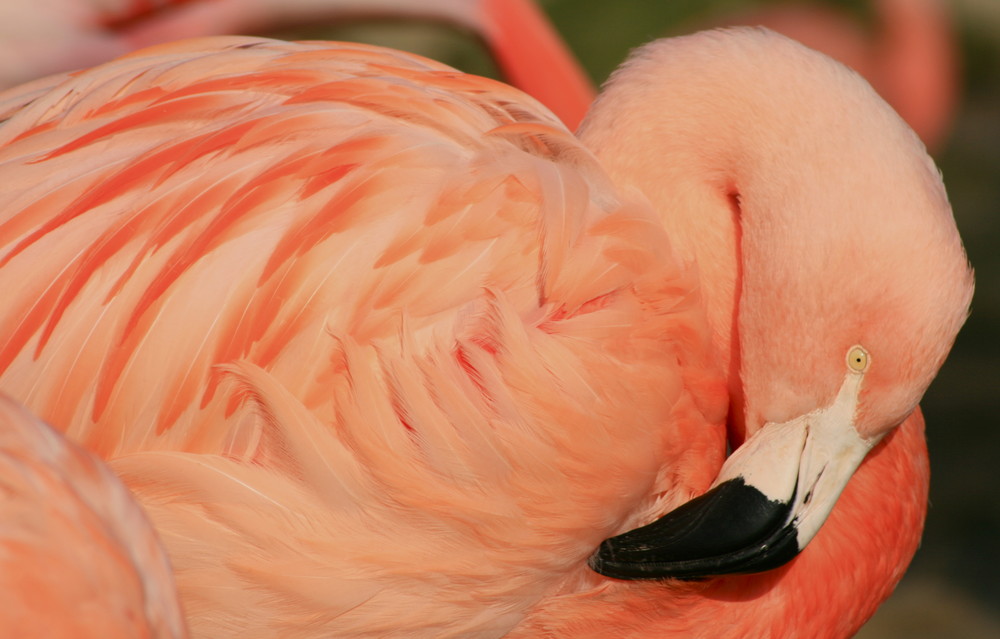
[0,0,957,145]
[0,0,594,127]
[0,26,971,639]
[0,395,187,638]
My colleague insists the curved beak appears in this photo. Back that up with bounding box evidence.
[590,370,879,580]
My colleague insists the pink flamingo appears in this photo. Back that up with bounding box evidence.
[0,27,971,639]
[0,395,187,638]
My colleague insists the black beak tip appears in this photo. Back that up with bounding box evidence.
[587,539,615,575]
[588,537,678,581]
[588,477,803,581]
[587,547,605,573]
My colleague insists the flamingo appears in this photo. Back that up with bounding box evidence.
[0,395,187,638]
[0,26,972,639]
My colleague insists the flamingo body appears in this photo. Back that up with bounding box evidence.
[0,36,722,637]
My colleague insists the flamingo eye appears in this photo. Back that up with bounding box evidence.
[846,346,870,373]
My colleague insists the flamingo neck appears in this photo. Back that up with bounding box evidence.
[579,28,969,441]
[511,409,928,637]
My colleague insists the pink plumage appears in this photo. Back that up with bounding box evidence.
[0,395,187,638]
[0,36,721,637]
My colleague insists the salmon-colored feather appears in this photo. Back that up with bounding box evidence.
[0,395,187,638]
[0,36,721,637]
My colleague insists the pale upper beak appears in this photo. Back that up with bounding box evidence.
[590,368,880,580]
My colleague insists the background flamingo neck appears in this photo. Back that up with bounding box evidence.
[512,409,928,637]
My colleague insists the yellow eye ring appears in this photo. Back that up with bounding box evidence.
[847,345,870,373]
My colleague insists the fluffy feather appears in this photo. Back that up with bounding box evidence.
[0,36,722,637]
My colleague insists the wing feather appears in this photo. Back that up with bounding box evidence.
[0,36,725,636]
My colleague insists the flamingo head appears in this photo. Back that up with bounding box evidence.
[585,28,973,580]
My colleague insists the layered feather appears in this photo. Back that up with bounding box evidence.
[0,37,724,637]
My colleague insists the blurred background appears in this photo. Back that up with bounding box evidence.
[4,0,997,636]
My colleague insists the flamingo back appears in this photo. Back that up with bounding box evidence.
[0,37,725,636]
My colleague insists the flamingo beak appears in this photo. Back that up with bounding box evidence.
[590,369,880,580]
